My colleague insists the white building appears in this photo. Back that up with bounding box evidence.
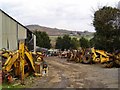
[118,1,120,9]
[0,9,36,51]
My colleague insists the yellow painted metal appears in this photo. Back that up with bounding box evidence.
[2,40,45,84]
[4,56,12,66]
[19,41,25,84]
[3,52,18,72]
[101,57,109,63]
[25,51,35,71]
[2,53,10,58]
[2,41,35,83]
[96,50,109,57]
[91,47,110,63]
[14,60,20,76]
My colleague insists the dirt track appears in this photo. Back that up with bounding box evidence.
[20,56,119,88]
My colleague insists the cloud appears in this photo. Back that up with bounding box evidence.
[0,0,119,32]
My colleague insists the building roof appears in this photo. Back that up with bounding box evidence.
[0,9,34,35]
[118,1,120,9]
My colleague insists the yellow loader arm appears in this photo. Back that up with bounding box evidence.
[3,52,19,72]
[2,41,36,84]
[25,51,35,71]
[91,48,111,63]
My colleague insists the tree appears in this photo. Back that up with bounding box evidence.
[71,37,80,49]
[79,37,89,48]
[62,35,72,50]
[93,6,120,52]
[34,31,51,49]
[55,37,63,49]
[89,37,95,48]
[55,35,80,50]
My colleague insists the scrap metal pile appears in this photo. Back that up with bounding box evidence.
[1,41,48,84]
[66,48,120,68]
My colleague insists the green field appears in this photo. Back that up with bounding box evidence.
[49,35,93,42]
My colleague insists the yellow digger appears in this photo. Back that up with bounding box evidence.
[81,48,113,64]
[1,41,48,84]
[82,48,120,68]
[67,48,113,64]
[103,50,120,68]
[67,48,120,67]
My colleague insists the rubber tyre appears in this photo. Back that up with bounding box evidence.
[82,54,92,64]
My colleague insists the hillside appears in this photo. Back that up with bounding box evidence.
[26,25,94,37]
[26,25,94,48]
[26,25,71,36]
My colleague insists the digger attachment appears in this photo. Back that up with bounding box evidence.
[91,48,110,63]
[2,41,36,84]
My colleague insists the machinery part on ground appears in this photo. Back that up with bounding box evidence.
[2,70,13,84]
[1,48,13,67]
[101,50,120,68]
[103,61,114,68]
[2,41,46,84]
[67,50,81,62]
[67,48,92,64]
[74,57,80,63]
[2,41,35,84]
[65,47,120,68]
[82,54,92,64]
[106,50,120,68]
[74,50,83,63]
[66,52,71,61]
[67,51,73,61]
[91,48,110,64]
[61,51,68,58]
[94,58,101,63]
[114,50,120,67]
[66,48,120,68]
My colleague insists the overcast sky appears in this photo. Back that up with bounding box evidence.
[0,0,119,32]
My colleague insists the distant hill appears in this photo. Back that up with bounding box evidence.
[26,25,71,36]
[26,25,94,48]
[26,25,94,38]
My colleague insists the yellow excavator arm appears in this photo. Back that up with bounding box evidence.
[91,47,111,63]
[2,41,36,84]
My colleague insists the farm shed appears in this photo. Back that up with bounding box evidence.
[0,9,36,51]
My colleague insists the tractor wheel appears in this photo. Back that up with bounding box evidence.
[114,60,120,68]
[82,54,92,64]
